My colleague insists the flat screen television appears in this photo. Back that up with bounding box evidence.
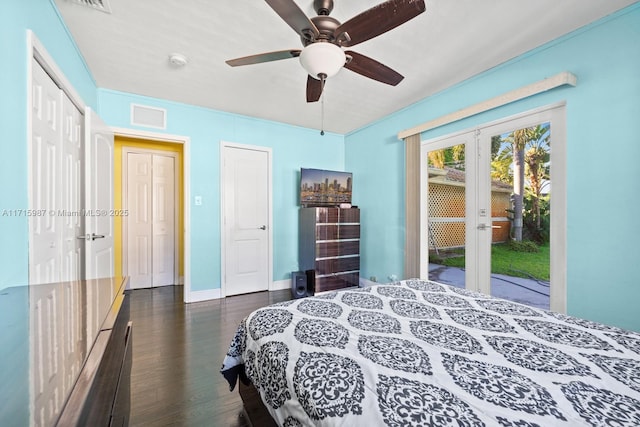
[300,168,352,207]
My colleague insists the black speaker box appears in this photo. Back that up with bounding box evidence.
[305,269,315,296]
[291,271,308,299]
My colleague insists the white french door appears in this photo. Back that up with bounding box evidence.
[421,104,566,311]
[221,143,271,296]
[420,131,473,290]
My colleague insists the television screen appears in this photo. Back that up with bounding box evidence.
[300,168,352,207]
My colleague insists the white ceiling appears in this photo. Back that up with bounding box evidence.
[54,0,636,134]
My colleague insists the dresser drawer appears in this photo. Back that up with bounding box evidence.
[315,208,360,223]
[315,272,360,293]
[315,208,339,223]
[315,224,360,240]
[316,240,359,258]
[338,208,359,223]
[315,256,360,275]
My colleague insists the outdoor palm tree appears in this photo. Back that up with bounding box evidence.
[494,124,551,241]
[506,129,528,241]
[524,125,550,230]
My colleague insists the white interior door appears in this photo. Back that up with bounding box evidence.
[30,59,62,285]
[127,152,153,289]
[152,155,175,286]
[60,93,84,282]
[125,151,176,289]
[222,144,270,296]
[84,108,114,280]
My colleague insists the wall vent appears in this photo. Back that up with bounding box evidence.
[68,0,112,14]
[130,104,167,130]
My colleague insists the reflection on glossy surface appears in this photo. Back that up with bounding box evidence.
[0,285,29,427]
[0,277,125,427]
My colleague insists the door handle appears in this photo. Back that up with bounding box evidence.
[477,224,501,230]
[79,233,106,240]
[259,225,266,230]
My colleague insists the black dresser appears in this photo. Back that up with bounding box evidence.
[299,207,360,293]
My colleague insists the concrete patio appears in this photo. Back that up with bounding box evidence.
[428,263,550,310]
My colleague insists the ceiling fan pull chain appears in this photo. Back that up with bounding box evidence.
[320,83,325,136]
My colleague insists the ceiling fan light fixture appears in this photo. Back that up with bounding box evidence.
[299,43,345,80]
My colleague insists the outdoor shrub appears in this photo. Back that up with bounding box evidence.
[523,195,550,244]
[507,240,539,253]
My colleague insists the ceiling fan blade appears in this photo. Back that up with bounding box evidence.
[335,0,426,47]
[344,51,404,86]
[265,0,320,40]
[226,49,301,67]
[306,75,324,102]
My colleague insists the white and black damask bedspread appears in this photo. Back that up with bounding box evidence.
[221,279,640,426]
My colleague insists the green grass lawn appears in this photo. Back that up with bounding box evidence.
[434,243,550,281]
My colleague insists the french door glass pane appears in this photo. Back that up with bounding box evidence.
[426,142,466,289]
[488,123,550,310]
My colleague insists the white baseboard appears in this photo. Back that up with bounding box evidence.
[186,280,290,302]
[186,288,222,303]
[185,277,373,302]
[178,275,185,285]
[271,279,290,291]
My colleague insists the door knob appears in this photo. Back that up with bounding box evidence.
[259,225,266,230]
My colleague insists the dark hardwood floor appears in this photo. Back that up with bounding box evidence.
[125,285,291,426]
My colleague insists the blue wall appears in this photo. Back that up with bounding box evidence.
[98,90,344,291]
[0,0,98,288]
[345,5,640,331]
[0,0,344,293]
[0,1,342,422]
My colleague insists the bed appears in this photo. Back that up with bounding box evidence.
[221,279,640,426]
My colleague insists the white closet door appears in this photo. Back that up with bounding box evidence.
[84,108,114,280]
[30,59,86,284]
[30,59,62,285]
[60,93,84,282]
[152,155,175,286]
[127,152,153,289]
[30,58,86,427]
[125,151,176,289]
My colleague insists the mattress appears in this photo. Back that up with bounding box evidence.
[221,279,640,426]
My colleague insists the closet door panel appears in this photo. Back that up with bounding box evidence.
[30,59,62,285]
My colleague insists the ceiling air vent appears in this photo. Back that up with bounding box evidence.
[68,0,112,14]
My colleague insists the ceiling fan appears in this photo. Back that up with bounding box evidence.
[226,0,426,102]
